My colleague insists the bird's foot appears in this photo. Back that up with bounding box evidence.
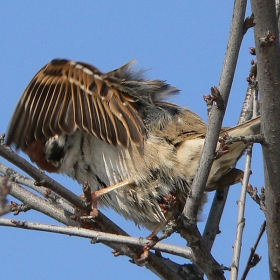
[216,133,230,159]
[68,181,100,223]
[144,234,159,251]
[74,180,99,220]
[132,249,150,266]
[159,193,177,214]
[89,192,99,217]
[130,235,160,267]
[73,193,98,221]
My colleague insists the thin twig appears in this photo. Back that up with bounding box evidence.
[230,49,260,280]
[0,176,12,216]
[225,134,263,145]
[203,188,229,251]
[203,14,257,254]
[240,221,266,280]
[203,47,259,252]
[0,176,78,226]
[182,0,248,220]
[0,217,193,260]
[0,141,85,209]
[0,162,75,213]
[243,14,255,35]
[230,144,253,280]
[247,185,267,212]
[180,2,249,278]
[230,57,259,280]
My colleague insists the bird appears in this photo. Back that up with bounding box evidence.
[6,58,261,232]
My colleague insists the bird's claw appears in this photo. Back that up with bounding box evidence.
[159,193,177,213]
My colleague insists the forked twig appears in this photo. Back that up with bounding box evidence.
[231,55,259,280]
[230,145,253,280]
[203,48,259,253]
[240,221,266,280]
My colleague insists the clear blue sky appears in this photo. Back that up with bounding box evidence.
[0,1,267,279]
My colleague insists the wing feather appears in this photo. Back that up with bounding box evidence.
[7,59,146,150]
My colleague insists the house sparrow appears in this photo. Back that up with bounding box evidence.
[6,59,260,231]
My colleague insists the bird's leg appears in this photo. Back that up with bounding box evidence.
[133,227,162,267]
[139,194,177,250]
[143,222,166,251]
[147,222,167,241]
[136,197,178,266]
[134,220,177,266]
[90,178,134,217]
[94,178,134,197]
[141,194,177,247]
[131,195,177,266]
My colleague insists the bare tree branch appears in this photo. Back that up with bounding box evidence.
[0,162,74,213]
[203,58,259,251]
[177,221,227,280]
[231,145,253,280]
[231,64,259,279]
[179,2,248,278]
[0,217,193,260]
[0,176,78,226]
[241,221,266,280]
[182,0,248,225]
[203,187,229,250]
[0,139,85,209]
[0,176,11,216]
[251,1,280,279]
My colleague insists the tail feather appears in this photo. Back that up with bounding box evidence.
[223,116,260,137]
[206,116,261,190]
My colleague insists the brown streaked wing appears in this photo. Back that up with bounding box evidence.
[7,59,146,151]
[95,97,109,142]
[89,94,103,140]
[6,79,39,149]
[47,76,70,136]
[114,114,129,147]
[25,75,58,145]
[26,75,58,142]
[70,79,83,133]
[78,85,92,133]
[109,91,144,144]
[36,76,63,139]
[62,60,145,145]
[101,99,118,146]
[57,81,75,134]
[9,68,54,149]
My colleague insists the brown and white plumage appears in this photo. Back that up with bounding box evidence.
[8,59,148,150]
[7,59,260,230]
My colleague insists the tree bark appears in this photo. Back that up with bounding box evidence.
[251,1,280,278]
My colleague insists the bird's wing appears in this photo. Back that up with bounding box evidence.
[7,59,147,150]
